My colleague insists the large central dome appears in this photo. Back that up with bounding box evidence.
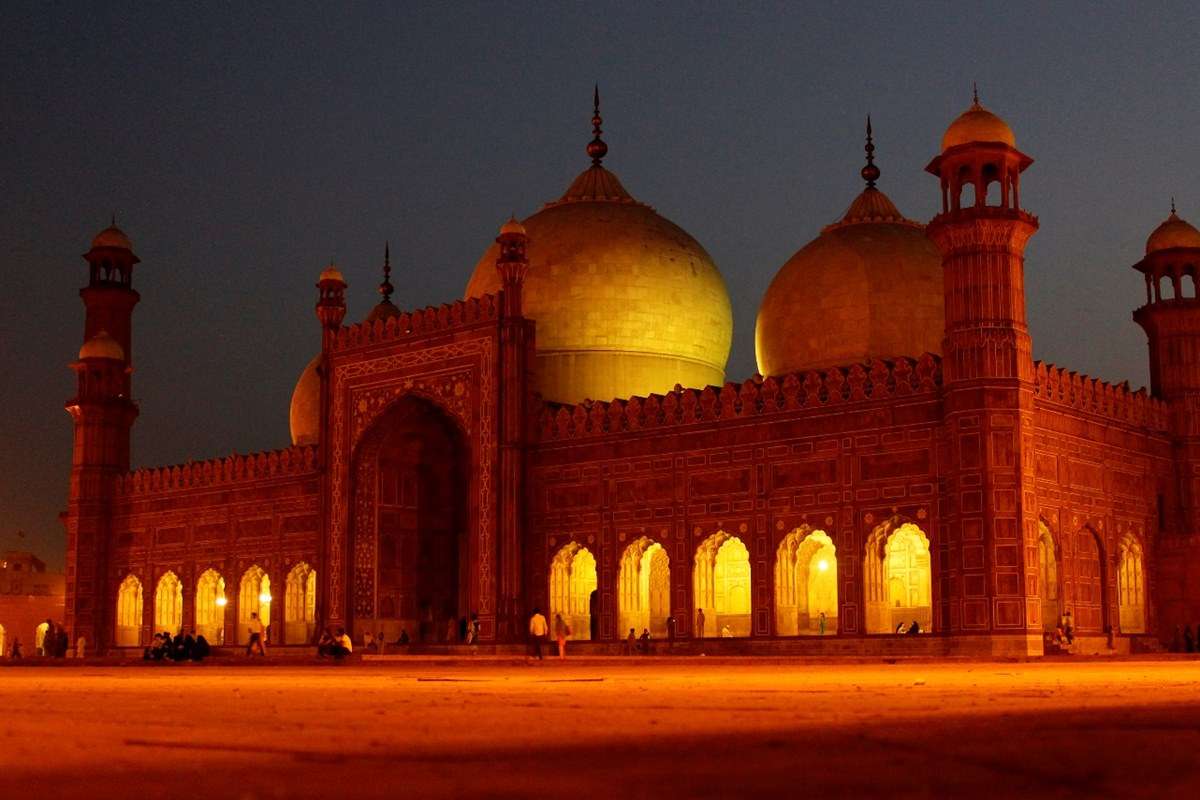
[465,98,732,404]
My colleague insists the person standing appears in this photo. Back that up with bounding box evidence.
[553,613,572,660]
[666,615,677,648]
[818,611,827,636]
[528,607,548,660]
[695,608,706,640]
[246,612,267,656]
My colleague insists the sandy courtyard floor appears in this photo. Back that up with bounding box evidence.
[1,658,1199,798]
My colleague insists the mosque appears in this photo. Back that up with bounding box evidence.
[63,92,1200,656]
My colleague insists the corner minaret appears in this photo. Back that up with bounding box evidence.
[64,221,141,654]
[925,93,1042,653]
[1133,203,1200,533]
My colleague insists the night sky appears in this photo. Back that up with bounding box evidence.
[3,4,1199,568]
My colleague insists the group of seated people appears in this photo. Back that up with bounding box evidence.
[1045,620,1076,653]
[894,620,922,635]
[316,627,355,659]
[143,631,212,662]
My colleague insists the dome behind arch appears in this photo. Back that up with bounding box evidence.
[289,354,321,446]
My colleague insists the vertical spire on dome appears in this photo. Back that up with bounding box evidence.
[861,115,880,189]
[587,84,608,166]
[1172,196,1178,216]
[378,241,394,303]
[972,82,980,106]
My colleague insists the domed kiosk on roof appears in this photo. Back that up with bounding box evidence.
[940,89,1016,151]
[755,120,944,377]
[464,90,733,405]
[1146,203,1200,254]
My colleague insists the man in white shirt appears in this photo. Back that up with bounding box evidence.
[528,608,548,660]
[246,612,267,656]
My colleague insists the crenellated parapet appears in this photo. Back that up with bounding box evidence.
[1033,361,1168,430]
[332,295,499,351]
[540,354,941,441]
[117,444,318,496]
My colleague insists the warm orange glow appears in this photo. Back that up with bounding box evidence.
[774,528,837,636]
[549,543,598,640]
[694,532,751,637]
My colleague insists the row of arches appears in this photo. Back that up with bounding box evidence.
[1036,523,1146,633]
[1147,271,1199,303]
[114,563,316,647]
[549,522,934,638]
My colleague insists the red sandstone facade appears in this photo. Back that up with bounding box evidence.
[62,103,1200,656]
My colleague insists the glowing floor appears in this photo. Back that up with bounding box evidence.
[1,659,1198,798]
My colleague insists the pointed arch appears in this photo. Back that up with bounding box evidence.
[238,565,272,645]
[774,527,837,636]
[864,519,931,633]
[1064,526,1105,633]
[694,531,751,637]
[195,569,226,644]
[285,561,317,644]
[115,574,143,646]
[617,537,670,637]
[1037,520,1061,632]
[154,571,183,635]
[1117,532,1146,633]
[549,543,598,640]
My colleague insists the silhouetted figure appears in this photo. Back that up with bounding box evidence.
[1064,616,1075,645]
[696,608,706,639]
[625,628,636,656]
[376,632,386,656]
[554,613,571,660]
[317,628,335,658]
[332,627,352,659]
[818,611,827,636]
[528,607,548,660]
[459,616,468,642]
[246,612,266,656]
[192,635,210,661]
[1185,625,1195,654]
[666,615,677,646]
[638,628,651,654]
[10,637,22,659]
[56,626,69,658]
[398,629,410,645]
[906,620,921,635]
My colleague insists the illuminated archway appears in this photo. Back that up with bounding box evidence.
[864,520,931,633]
[115,574,143,646]
[1118,533,1146,634]
[1037,522,1061,632]
[194,569,226,644]
[0,623,5,659]
[154,571,183,635]
[238,565,272,645]
[617,537,670,637]
[694,532,751,637]
[285,562,317,644]
[549,543,598,640]
[774,528,837,635]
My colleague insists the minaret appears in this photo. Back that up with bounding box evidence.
[925,93,1042,653]
[495,217,533,640]
[64,221,141,654]
[314,262,346,634]
[1132,202,1200,534]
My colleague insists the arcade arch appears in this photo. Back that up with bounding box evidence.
[1118,533,1146,634]
[549,542,598,640]
[864,520,931,634]
[1037,522,1061,632]
[285,561,317,644]
[238,565,271,645]
[194,569,226,644]
[774,527,837,635]
[1065,527,1105,633]
[115,574,143,646]
[617,537,670,638]
[154,571,183,635]
[35,622,49,655]
[694,532,751,637]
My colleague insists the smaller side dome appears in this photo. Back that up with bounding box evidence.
[365,301,401,323]
[91,224,133,251]
[1146,207,1200,254]
[318,263,345,284]
[941,98,1016,151]
[79,330,125,361]
[499,216,526,236]
[289,354,321,446]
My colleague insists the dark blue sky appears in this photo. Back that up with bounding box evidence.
[3,3,1199,567]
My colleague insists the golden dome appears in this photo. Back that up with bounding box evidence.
[755,186,944,377]
[499,216,527,236]
[1146,208,1200,254]
[318,263,345,284]
[78,330,125,361]
[289,354,321,446]
[91,224,132,251]
[941,99,1016,151]
[466,163,732,403]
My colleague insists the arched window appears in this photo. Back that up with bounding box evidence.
[115,574,143,646]
[1038,522,1061,632]
[238,566,272,645]
[549,543,598,640]
[774,527,837,636]
[1160,274,1175,301]
[617,537,670,637]
[194,569,226,644]
[694,532,751,637]
[1118,533,1146,634]
[1183,273,1197,299]
[154,571,183,635]
[285,562,317,644]
[864,520,932,633]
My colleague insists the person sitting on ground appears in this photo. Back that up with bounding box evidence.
[625,628,636,656]
[906,620,921,635]
[317,628,335,658]
[720,624,733,638]
[332,627,353,659]
[397,628,410,645]
[144,633,161,661]
[192,635,210,662]
[895,622,906,634]
[638,628,651,654]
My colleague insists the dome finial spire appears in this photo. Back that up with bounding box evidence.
[1171,196,1177,215]
[972,82,980,106]
[861,115,880,189]
[378,241,394,303]
[587,83,608,167]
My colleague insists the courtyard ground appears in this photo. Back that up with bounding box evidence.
[1,658,1198,798]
